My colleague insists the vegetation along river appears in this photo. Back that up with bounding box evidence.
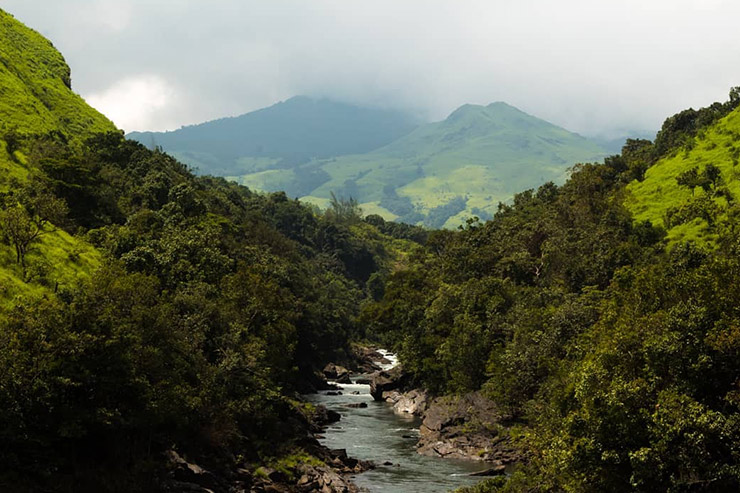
[305,351,489,492]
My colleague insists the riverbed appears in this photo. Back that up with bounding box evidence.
[305,350,488,492]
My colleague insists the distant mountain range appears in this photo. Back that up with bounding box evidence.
[129,97,609,227]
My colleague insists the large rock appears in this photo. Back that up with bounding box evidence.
[369,366,405,401]
[391,389,428,415]
[416,392,524,465]
[323,363,352,383]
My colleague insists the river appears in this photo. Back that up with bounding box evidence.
[305,350,488,492]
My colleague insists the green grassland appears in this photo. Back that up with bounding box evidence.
[242,102,607,227]
[626,106,740,245]
[0,9,114,303]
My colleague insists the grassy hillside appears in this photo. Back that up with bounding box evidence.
[127,96,419,176]
[626,104,740,245]
[295,102,607,227]
[0,8,113,300]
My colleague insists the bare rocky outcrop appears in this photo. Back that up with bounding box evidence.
[323,363,352,384]
[369,366,407,400]
[383,389,429,416]
[416,392,523,466]
[351,346,387,373]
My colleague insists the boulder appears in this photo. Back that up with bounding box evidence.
[165,450,222,491]
[369,366,405,401]
[323,363,352,384]
[392,389,428,416]
[313,405,341,426]
[416,392,524,464]
[335,372,353,384]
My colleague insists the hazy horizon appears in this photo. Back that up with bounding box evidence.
[3,0,739,138]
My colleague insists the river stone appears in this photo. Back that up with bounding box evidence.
[345,402,368,408]
[392,389,428,415]
[323,363,351,382]
[369,366,405,401]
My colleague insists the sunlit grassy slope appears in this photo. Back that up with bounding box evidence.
[0,9,112,300]
[626,106,740,245]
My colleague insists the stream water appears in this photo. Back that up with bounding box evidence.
[305,350,488,492]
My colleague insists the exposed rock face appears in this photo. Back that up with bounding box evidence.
[323,363,352,383]
[384,389,429,416]
[369,366,406,401]
[416,392,523,466]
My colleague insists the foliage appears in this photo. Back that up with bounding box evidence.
[0,129,407,491]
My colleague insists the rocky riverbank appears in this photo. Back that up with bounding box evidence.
[368,368,524,470]
[158,396,372,492]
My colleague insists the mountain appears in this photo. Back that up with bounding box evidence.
[127,96,420,174]
[625,93,740,245]
[134,99,608,228]
[273,102,607,227]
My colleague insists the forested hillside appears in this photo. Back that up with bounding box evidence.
[0,9,421,491]
[361,89,740,492]
[127,96,420,185]
[626,90,740,245]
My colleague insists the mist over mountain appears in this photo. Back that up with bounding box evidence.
[127,96,420,175]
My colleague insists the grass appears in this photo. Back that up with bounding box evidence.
[0,8,115,306]
[0,10,115,139]
[625,106,740,246]
[0,228,102,309]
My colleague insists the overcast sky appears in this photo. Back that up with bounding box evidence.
[2,0,739,137]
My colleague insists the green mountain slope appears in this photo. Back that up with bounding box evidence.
[0,8,113,303]
[626,101,740,245]
[127,96,419,176]
[293,102,607,227]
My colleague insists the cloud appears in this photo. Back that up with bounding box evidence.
[86,75,176,132]
[2,0,740,136]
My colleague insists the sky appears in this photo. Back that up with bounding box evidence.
[2,0,740,137]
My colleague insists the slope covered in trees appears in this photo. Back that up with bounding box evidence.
[363,89,740,492]
[127,96,420,179]
[0,9,422,491]
[0,9,116,304]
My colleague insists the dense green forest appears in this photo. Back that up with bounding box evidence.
[362,90,740,492]
[0,9,423,490]
[6,6,740,493]
[0,128,429,490]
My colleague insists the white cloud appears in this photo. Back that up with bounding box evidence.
[86,75,176,132]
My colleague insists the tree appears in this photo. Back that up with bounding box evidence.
[0,188,67,274]
[676,167,701,195]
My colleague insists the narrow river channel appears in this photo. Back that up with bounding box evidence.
[305,350,489,492]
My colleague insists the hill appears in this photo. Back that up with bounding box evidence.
[130,98,607,228]
[0,9,115,303]
[625,91,740,245]
[127,95,419,175]
[295,102,608,227]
